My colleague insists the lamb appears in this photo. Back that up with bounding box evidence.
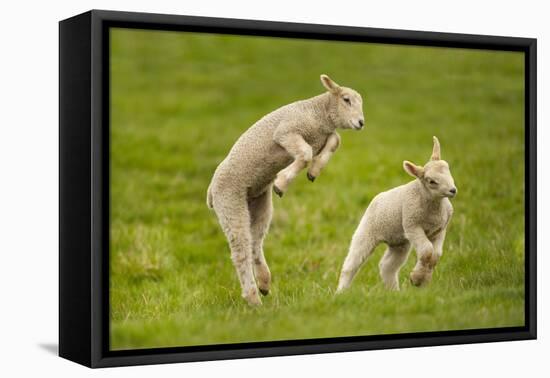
[207,74,365,305]
[336,136,456,293]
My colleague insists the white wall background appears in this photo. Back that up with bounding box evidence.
[0,0,547,376]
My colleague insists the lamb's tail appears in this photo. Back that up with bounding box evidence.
[206,183,214,209]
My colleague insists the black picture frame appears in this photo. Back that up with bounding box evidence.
[59,9,537,368]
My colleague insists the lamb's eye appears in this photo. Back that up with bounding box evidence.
[343,97,351,105]
[428,179,438,185]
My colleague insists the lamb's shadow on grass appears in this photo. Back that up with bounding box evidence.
[38,343,58,355]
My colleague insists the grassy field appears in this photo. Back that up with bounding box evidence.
[109,28,525,350]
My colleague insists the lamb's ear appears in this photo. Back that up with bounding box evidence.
[403,160,424,178]
[431,136,441,161]
[320,74,341,94]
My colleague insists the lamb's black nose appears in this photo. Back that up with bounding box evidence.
[358,119,364,127]
[449,187,457,194]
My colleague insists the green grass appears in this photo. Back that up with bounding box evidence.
[109,28,525,350]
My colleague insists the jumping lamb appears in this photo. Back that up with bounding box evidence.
[207,74,365,305]
[336,136,456,293]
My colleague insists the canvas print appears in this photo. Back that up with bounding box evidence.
[109,28,525,350]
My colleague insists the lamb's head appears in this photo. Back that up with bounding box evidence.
[320,74,364,130]
[403,136,457,199]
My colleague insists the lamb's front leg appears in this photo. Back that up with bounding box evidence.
[406,227,437,287]
[307,132,341,182]
[432,228,447,260]
[273,133,313,197]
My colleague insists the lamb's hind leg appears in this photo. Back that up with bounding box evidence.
[336,232,378,293]
[212,193,261,306]
[307,132,340,181]
[379,242,411,290]
[273,134,312,197]
[248,188,273,296]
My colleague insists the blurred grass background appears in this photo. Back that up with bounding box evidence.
[109,28,525,350]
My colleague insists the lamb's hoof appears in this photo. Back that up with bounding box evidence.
[409,271,422,287]
[259,288,269,296]
[243,292,262,306]
[410,269,432,287]
[307,172,316,182]
[410,276,422,287]
[273,185,284,197]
